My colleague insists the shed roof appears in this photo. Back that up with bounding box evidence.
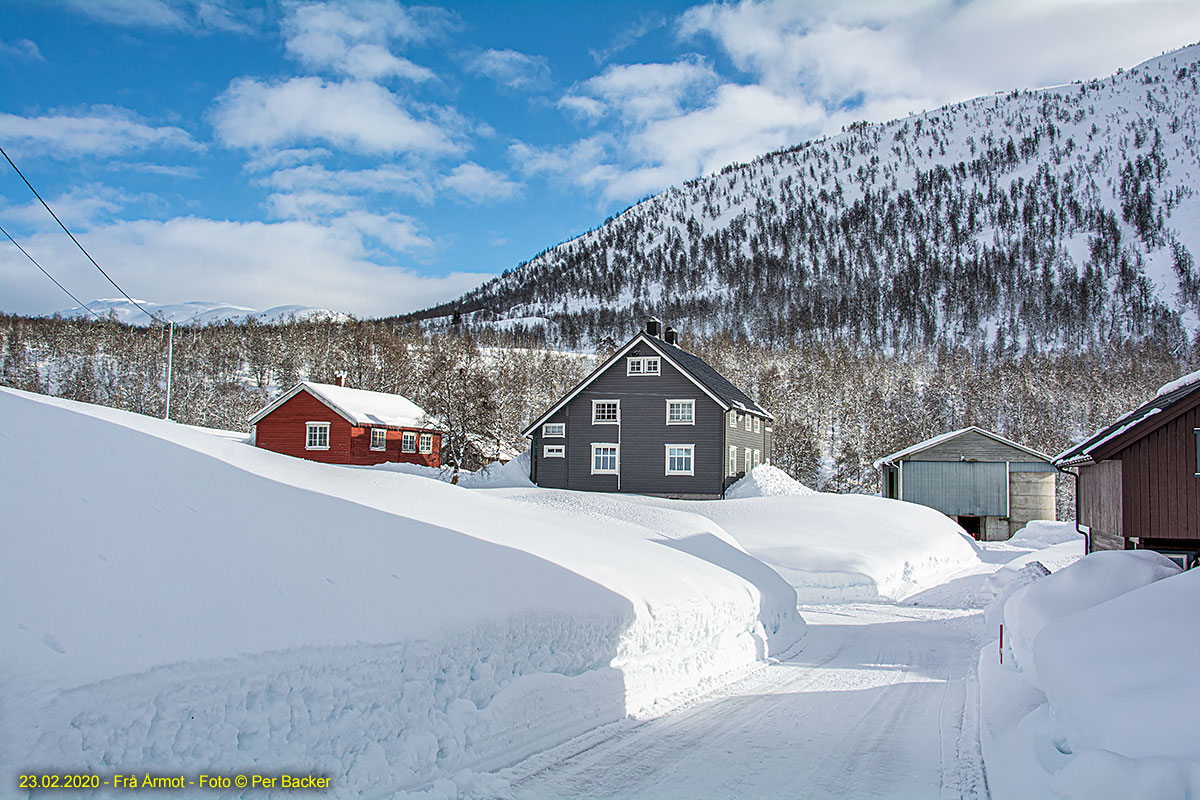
[249,381,435,429]
[872,426,1052,470]
[1054,375,1200,467]
[521,330,770,437]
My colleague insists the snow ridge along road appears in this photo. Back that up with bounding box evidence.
[505,603,990,800]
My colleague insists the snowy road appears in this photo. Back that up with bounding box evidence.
[505,603,990,800]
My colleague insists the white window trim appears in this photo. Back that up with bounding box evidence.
[729,412,737,428]
[745,414,752,431]
[306,421,330,451]
[626,356,661,376]
[665,444,695,476]
[401,431,417,453]
[744,447,752,469]
[592,399,620,425]
[729,446,737,475]
[419,433,434,454]
[544,444,565,458]
[543,422,565,438]
[753,449,761,468]
[370,427,387,451]
[666,398,695,425]
[591,442,620,475]
[754,417,761,433]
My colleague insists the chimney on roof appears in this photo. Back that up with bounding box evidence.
[336,371,346,387]
[646,317,662,337]
[664,327,678,346]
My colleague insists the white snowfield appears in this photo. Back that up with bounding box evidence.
[0,388,803,797]
[980,549,1197,800]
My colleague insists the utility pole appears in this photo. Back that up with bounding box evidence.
[164,320,174,420]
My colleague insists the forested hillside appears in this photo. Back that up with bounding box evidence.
[3,313,1189,509]
[416,45,1200,352]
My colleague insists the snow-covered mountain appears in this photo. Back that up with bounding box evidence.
[55,299,352,326]
[419,43,1200,350]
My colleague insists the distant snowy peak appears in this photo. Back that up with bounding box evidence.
[56,299,352,326]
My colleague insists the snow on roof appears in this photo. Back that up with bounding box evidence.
[1156,369,1200,398]
[1055,372,1200,466]
[249,381,435,429]
[872,426,1052,470]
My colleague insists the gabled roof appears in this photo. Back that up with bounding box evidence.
[1054,374,1200,467]
[872,426,1052,470]
[521,331,771,437]
[249,381,436,429]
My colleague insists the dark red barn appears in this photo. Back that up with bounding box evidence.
[1055,371,1200,569]
[250,381,442,467]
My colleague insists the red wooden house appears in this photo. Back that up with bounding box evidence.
[250,381,442,467]
[1054,371,1200,569]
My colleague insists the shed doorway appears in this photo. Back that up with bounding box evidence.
[957,515,983,540]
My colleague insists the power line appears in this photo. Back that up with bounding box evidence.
[0,144,163,325]
[0,222,105,321]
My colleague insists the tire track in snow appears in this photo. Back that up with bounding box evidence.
[507,604,989,800]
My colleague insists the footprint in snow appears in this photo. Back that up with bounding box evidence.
[43,634,67,654]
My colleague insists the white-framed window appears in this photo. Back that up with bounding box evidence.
[745,447,752,469]
[370,428,387,451]
[591,443,619,474]
[306,422,330,450]
[754,417,761,433]
[753,449,761,468]
[745,414,752,431]
[419,433,433,454]
[543,422,565,438]
[665,444,695,476]
[729,446,738,475]
[729,412,738,428]
[402,431,417,452]
[627,356,660,376]
[592,399,620,424]
[666,399,695,425]
[544,444,565,458]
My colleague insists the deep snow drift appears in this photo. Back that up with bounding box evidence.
[0,388,804,797]
[490,482,982,604]
[723,464,817,499]
[980,550,1196,800]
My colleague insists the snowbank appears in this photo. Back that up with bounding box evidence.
[1007,520,1082,550]
[979,550,1191,800]
[634,493,981,603]
[0,389,802,797]
[723,465,816,499]
[1000,549,1180,684]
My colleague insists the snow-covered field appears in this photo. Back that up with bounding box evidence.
[0,388,802,797]
[4,387,1195,799]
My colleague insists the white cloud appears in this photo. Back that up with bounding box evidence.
[440,162,520,203]
[537,0,1200,204]
[568,59,718,122]
[262,164,434,203]
[210,77,464,155]
[0,216,486,317]
[281,1,445,81]
[0,38,43,61]
[57,0,256,33]
[466,49,550,90]
[0,106,199,158]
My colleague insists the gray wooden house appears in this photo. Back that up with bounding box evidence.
[522,319,772,499]
[873,427,1056,540]
[1054,374,1200,568]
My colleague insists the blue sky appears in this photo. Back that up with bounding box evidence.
[1,0,1198,318]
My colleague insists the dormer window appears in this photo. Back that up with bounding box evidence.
[627,356,660,376]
